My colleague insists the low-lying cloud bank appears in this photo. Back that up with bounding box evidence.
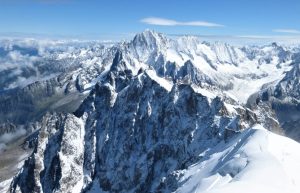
[0,38,92,90]
[0,127,26,153]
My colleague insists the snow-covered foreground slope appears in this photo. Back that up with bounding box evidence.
[175,125,300,193]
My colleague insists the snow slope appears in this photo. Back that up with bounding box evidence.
[175,125,300,193]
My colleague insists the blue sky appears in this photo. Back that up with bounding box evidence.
[1,0,300,41]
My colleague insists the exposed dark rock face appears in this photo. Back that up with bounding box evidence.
[10,113,85,193]
[9,69,256,193]
[248,64,300,141]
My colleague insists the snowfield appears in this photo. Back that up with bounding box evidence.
[175,125,300,193]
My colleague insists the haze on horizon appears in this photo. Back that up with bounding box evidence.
[0,0,300,44]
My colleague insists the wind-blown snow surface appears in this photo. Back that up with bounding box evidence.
[175,125,300,193]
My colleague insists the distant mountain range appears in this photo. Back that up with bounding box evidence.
[1,30,300,193]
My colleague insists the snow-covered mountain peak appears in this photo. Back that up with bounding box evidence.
[107,30,296,104]
[176,35,201,50]
[131,29,168,51]
[2,30,300,193]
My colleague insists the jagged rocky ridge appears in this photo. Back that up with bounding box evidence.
[249,63,300,141]
[9,68,257,193]
[2,30,300,192]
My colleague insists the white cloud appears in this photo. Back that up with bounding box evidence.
[273,29,300,34]
[237,35,276,39]
[0,143,6,153]
[0,128,26,144]
[140,17,224,27]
